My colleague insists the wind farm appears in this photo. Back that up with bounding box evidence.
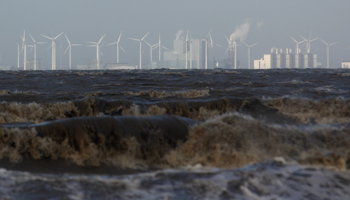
[8,26,350,70]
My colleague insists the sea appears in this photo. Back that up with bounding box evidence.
[0,68,350,199]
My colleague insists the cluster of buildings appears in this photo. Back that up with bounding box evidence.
[254,48,318,69]
[150,38,213,69]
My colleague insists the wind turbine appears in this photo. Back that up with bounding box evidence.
[87,34,106,70]
[64,34,81,70]
[320,39,337,69]
[157,34,170,62]
[28,33,46,70]
[20,30,27,70]
[42,32,64,70]
[290,36,304,54]
[242,42,258,69]
[129,32,149,69]
[108,31,124,63]
[299,33,318,53]
[144,41,159,63]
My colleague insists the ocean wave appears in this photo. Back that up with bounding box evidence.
[125,89,210,98]
[1,113,350,171]
[264,97,350,124]
[1,97,350,125]
[1,160,349,199]
[0,115,192,168]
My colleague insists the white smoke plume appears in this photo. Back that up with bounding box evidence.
[176,30,184,40]
[230,21,250,42]
[257,21,264,30]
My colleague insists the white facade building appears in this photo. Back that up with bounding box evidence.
[341,62,350,69]
[254,48,317,69]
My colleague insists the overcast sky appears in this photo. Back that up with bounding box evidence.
[0,0,349,68]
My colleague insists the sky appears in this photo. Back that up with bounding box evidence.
[0,0,349,69]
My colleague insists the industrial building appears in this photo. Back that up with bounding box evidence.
[341,62,350,69]
[151,38,212,69]
[254,48,317,69]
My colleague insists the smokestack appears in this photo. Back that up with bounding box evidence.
[290,49,292,54]
[280,49,282,54]
[271,48,274,54]
[275,48,278,54]
[286,48,288,54]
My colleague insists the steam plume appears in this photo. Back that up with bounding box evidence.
[230,21,250,42]
[176,30,184,40]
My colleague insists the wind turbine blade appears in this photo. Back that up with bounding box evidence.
[29,33,35,43]
[225,47,229,54]
[100,43,105,49]
[141,32,150,41]
[64,34,70,44]
[87,45,97,47]
[225,35,229,43]
[118,31,122,43]
[64,46,69,54]
[54,32,64,40]
[41,34,52,40]
[98,34,106,44]
[107,42,118,45]
[320,39,327,45]
[129,38,140,41]
[144,41,151,47]
[207,28,212,37]
[120,46,126,52]
[87,42,98,44]
[329,42,337,46]
[290,36,297,43]
[37,42,46,44]
[299,34,307,41]
[251,43,258,47]
[216,44,223,47]
[152,44,159,50]
[47,44,53,51]
[162,46,169,51]
[210,34,213,47]
[242,42,248,47]
[310,38,318,42]
[29,46,34,53]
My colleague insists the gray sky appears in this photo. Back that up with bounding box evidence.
[0,0,349,68]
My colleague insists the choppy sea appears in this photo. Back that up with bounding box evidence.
[1,68,350,199]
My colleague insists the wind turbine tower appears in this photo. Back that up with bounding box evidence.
[144,41,159,63]
[243,42,258,69]
[42,32,64,70]
[29,33,46,70]
[88,35,106,70]
[129,32,149,69]
[20,30,27,70]
[108,31,124,63]
[16,43,21,69]
[64,35,81,70]
[320,39,337,69]
[157,34,169,63]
